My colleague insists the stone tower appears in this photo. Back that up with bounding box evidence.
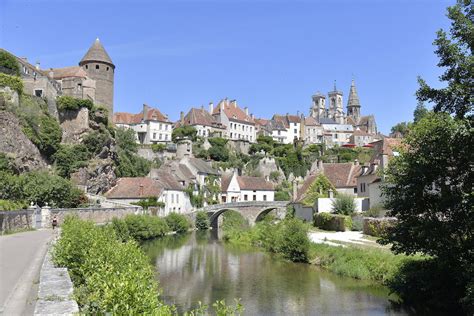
[347,79,361,121]
[328,81,344,124]
[79,38,115,120]
[310,92,326,122]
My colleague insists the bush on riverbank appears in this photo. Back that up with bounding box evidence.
[308,242,414,283]
[120,214,169,242]
[53,216,173,314]
[314,213,352,231]
[195,211,210,230]
[224,217,311,263]
[164,212,190,234]
[362,217,397,237]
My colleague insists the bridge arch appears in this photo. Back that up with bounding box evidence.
[208,208,241,229]
[255,207,279,222]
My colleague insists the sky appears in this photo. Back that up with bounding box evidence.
[0,0,453,134]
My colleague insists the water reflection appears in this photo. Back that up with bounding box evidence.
[141,232,407,315]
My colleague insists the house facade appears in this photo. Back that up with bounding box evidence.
[221,173,274,203]
[212,99,256,142]
[114,104,173,144]
[175,107,226,138]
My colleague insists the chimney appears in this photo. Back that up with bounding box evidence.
[230,100,237,108]
[143,104,149,120]
[139,184,144,197]
[209,102,214,113]
[180,111,184,124]
[328,189,334,198]
[35,61,40,70]
[244,107,249,116]
[250,113,254,119]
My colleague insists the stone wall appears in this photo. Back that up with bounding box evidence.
[49,207,140,228]
[0,210,34,233]
[59,107,90,143]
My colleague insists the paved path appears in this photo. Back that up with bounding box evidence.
[0,230,53,315]
[308,230,378,248]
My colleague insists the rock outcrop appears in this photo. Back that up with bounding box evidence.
[0,111,47,172]
[71,158,117,194]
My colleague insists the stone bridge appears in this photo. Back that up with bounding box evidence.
[196,201,290,228]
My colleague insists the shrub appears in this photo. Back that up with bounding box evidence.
[363,204,385,218]
[53,144,90,178]
[314,212,351,231]
[115,128,151,177]
[121,214,169,241]
[56,96,93,112]
[88,105,109,125]
[53,216,172,314]
[0,51,20,76]
[0,73,22,93]
[275,218,310,262]
[111,217,130,242]
[151,143,166,152]
[195,211,210,230]
[331,194,356,215]
[22,114,62,158]
[0,199,28,211]
[302,174,336,206]
[82,127,112,156]
[164,212,190,234]
[172,126,197,142]
[274,190,291,201]
[363,217,397,237]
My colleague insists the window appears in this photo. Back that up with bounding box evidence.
[159,134,162,140]
[263,195,267,201]
[253,195,257,201]
[106,66,109,71]
[244,195,248,201]
[96,65,99,69]
[177,194,179,203]
[159,123,162,130]
[153,133,156,139]
[230,133,233,138]
[86,65,88,69]
[34,89,43,97]
[294,129,297,134]
[165,134,168,140]
[360,183,366,193]
[171,194,174,203]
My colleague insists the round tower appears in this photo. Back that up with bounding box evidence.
[79,38,115,120]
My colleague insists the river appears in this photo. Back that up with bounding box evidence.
[142,231,407,315]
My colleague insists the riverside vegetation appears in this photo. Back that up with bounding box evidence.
[54,215,244,315]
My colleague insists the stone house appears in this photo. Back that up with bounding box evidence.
[356,137,402,207]
[321,119,354,148]
[113,104,173,144]
[302,116,324,144]
[104,174,191,215]
[349,128,375,147]
[211,98,256,143]
[175,106,226,138]
[221,173,274,203]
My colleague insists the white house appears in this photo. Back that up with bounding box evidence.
[113,104,173,144]
[303,116,324,144]
[212,98,256,143]
[104,174,192,216]
[175,107,226,138]
[321,118,354,147]
[221,173,274,203]
[267,114,302,144]
[357,137,402,207]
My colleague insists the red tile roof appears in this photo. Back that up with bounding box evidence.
[237,176,274,191]
[322,163,361,188]
[212,99,255,125]
[113,105,170,125]
[104,177,164,199]
[304,116,320,126]
[175,108,226,129]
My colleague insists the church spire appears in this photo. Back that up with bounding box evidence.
[347,79,361,120]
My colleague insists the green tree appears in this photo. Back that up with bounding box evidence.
[82,127,113,156]
[115,128,150,177]
[195,211,210,230]
[331,194,356,215]
[207,137,230,161]
[381,2,473,312]
[390,121,412,137]
[0,50,20,76]
[413,101,429,123]
[416,2,473,119]
[172,126,197,142]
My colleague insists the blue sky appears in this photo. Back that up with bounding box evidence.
[1,0,452,134]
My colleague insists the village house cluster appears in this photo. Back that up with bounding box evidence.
[6,38,397,215]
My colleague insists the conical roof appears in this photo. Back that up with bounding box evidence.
[347,79,360,107]
[79,38,114,67]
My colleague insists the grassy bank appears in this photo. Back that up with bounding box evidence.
[53,215,243,315]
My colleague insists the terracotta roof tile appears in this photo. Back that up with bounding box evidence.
[113,105,170,125]
[237,176,274,191]
[212,100,255,125]
[104,177,163,199]
[176,108,225,129]
[304,117,320,126]
[322,163,361,188]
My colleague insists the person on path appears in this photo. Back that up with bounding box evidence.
[52,215,58,230]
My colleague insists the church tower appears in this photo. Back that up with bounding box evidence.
[328,81,344,124]
[347,79,361,121]
[79,38,115,120]
[310,92,326,122]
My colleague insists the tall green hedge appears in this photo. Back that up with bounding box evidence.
[57,96,93,112]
